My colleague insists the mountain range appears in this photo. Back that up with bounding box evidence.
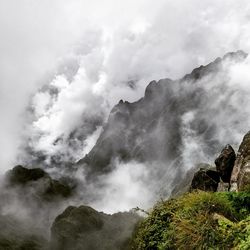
[0,50,249,250]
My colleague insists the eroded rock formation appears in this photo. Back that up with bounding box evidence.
[77,51,247,179]
[215,144,236,182]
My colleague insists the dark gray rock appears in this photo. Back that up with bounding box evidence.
[215,144,236,182]
[191,168,220,192]
[231,131,250,191]
[7,165,48,184]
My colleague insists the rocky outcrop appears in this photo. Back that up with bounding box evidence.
[6,165,73,201]
[189,145,236,192]
[230,132,250,191]
[50,205,140,250]
[190,131,250,192]
[191,167,220,192]
[215,144,236,182]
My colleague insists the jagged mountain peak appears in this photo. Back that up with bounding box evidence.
[76,51,247,182]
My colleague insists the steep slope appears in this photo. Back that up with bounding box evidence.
[77,50,247,180]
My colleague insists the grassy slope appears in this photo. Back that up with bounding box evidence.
[131,191,250,250]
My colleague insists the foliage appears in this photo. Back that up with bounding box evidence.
[131,191,250,250]
[221,191,250,219]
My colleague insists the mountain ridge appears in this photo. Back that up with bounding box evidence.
[77,50,248,179]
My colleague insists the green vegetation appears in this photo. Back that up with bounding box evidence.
[131,191,250,250]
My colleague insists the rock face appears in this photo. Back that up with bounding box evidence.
[231,132,250,191]
[6,165,73,201]
[50,205,140,250]
[215,144,236,182]
[77,50,247,178]
[191,167,220,192]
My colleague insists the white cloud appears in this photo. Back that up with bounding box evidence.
[1,0,250,173]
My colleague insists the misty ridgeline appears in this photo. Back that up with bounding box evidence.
[0,51,250,249]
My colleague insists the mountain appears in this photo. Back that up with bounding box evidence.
[76,50,247,194]
[0,51,249,250]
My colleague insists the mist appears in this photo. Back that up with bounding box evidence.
[1,0,250,239]
[69,51,250,214]
[1,0,250,170]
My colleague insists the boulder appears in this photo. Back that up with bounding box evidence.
[231,132,250,191]
[191,168,220,192]
[215,144,236,182]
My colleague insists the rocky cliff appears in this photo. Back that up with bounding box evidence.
[77,50,247,182]
[231,131,250,191]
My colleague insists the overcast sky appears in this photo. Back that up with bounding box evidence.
[1,0,250,171]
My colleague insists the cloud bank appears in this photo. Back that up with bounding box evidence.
[1,0,250,212]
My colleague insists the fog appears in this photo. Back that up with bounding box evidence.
[0,0,250,169]
[1,0,250,217]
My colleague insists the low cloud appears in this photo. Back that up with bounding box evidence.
[13,0,250,168]
[1,0,250,214]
